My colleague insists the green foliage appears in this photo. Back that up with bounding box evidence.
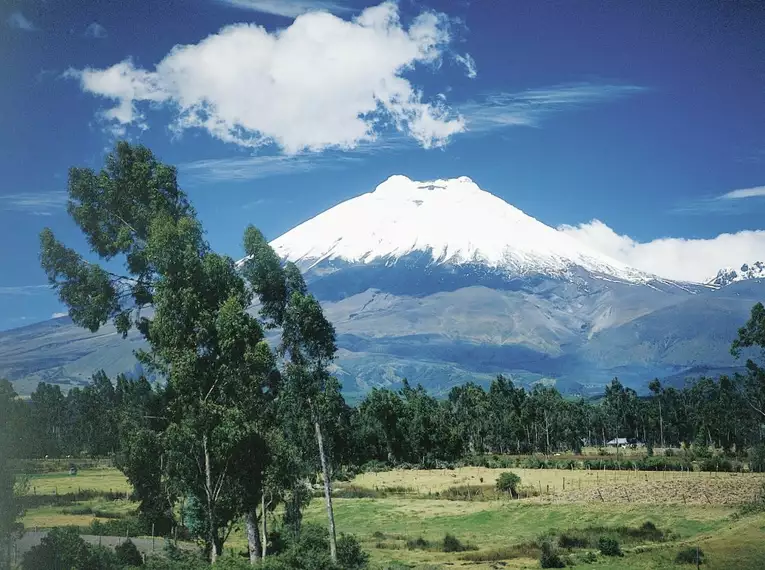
[496,472,521,496]
[336,534,369,570]
[22,527,95,570]
[539,541,565,568]
[557,532,589,549]
[749,444,765,472]
[88,515,147,538]
[405,537,430,550]
[116,539,144,567]
[675,547,705,564]
[597,536,623,556]
[0,379,25,569]
[441,533,475,553]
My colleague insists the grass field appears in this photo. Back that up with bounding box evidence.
[17,466,765,569]
[27,469,130,496]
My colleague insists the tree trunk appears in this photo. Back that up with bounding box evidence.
[659,399,664,448]
[261,491,268,559]
[203,435,219,564]
[312,405,337,563]
[245,511,261,564]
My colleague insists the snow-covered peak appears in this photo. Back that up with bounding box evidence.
[269,175,654,283]
[706,261,765,288]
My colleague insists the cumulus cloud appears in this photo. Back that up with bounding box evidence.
[718,186,765,200]
[84,22,107,38]
[51,311,68,318]
[7,11,37,31]
[67,2,464,153]
[558,219,765,283]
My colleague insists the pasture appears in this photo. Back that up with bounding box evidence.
[15,466,765,569]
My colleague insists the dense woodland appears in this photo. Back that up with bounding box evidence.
[1,142,765,569]
[3,372,764,466]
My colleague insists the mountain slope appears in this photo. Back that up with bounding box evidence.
[0,175,755,396]
[273,175,653,283]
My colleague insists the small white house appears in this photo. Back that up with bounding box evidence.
[606,437,629,447]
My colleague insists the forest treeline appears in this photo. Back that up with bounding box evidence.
[4,369,764,468]
[2,142,765,569]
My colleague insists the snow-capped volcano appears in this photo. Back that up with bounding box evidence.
[271,175,652,284]
[706,261,765,288]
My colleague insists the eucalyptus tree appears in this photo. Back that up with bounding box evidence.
[732,302,765,419]
[242,225,342,563]
[0,380,25,570]
[39,142,277,563]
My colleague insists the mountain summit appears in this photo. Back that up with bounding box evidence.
[271,175,651,284]
[707,261,765,288]
[2,176,762,397]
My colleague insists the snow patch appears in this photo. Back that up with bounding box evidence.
[269,175,655,284]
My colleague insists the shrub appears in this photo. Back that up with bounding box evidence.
[337,533,369,570]
[22,527,95,570]
[558,532,589,549]
[698,457,734,472]
[665,448,675,457]
[675,547,705,564]
[598,536,622,557]
[88,515,147,538]
[91,545,121,568]
[406,537,430,550]
[539,541,565,568]
[442,533,475,553]
[496,472,521,497]
[116,539,144,567]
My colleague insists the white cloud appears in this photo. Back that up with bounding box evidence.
[84,22,107,38]
[51,311,68,318]
[718,186,765,200]
[1,191,67,216]
[454,53,476,78]
[0,285,49,296]
[181,152,362,183]
[215,0,351,17]
[7,11,37,31]
[558,219,765,283]
[68,2,464,153]
[461,83,646,132]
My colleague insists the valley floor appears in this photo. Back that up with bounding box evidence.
[16,466,765,569]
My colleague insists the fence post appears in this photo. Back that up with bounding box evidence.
[152,523,155,551]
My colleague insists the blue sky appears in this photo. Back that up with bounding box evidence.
[1,0,764,330]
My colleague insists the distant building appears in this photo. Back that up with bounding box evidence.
[606,438,629,447]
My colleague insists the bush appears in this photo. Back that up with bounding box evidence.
[496,472,521,497]
[116,539,144,567]
[22,527,96,570]
[675,547,705,564]
[406,537,430,550]
[337,533,369,570]
[442,533,475,553]
[665,448,675,457]
[698,457,734,472]
[598,536,623,557]
[88,515,147,538]
[558,532,589,549]
[539,541,565,568]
